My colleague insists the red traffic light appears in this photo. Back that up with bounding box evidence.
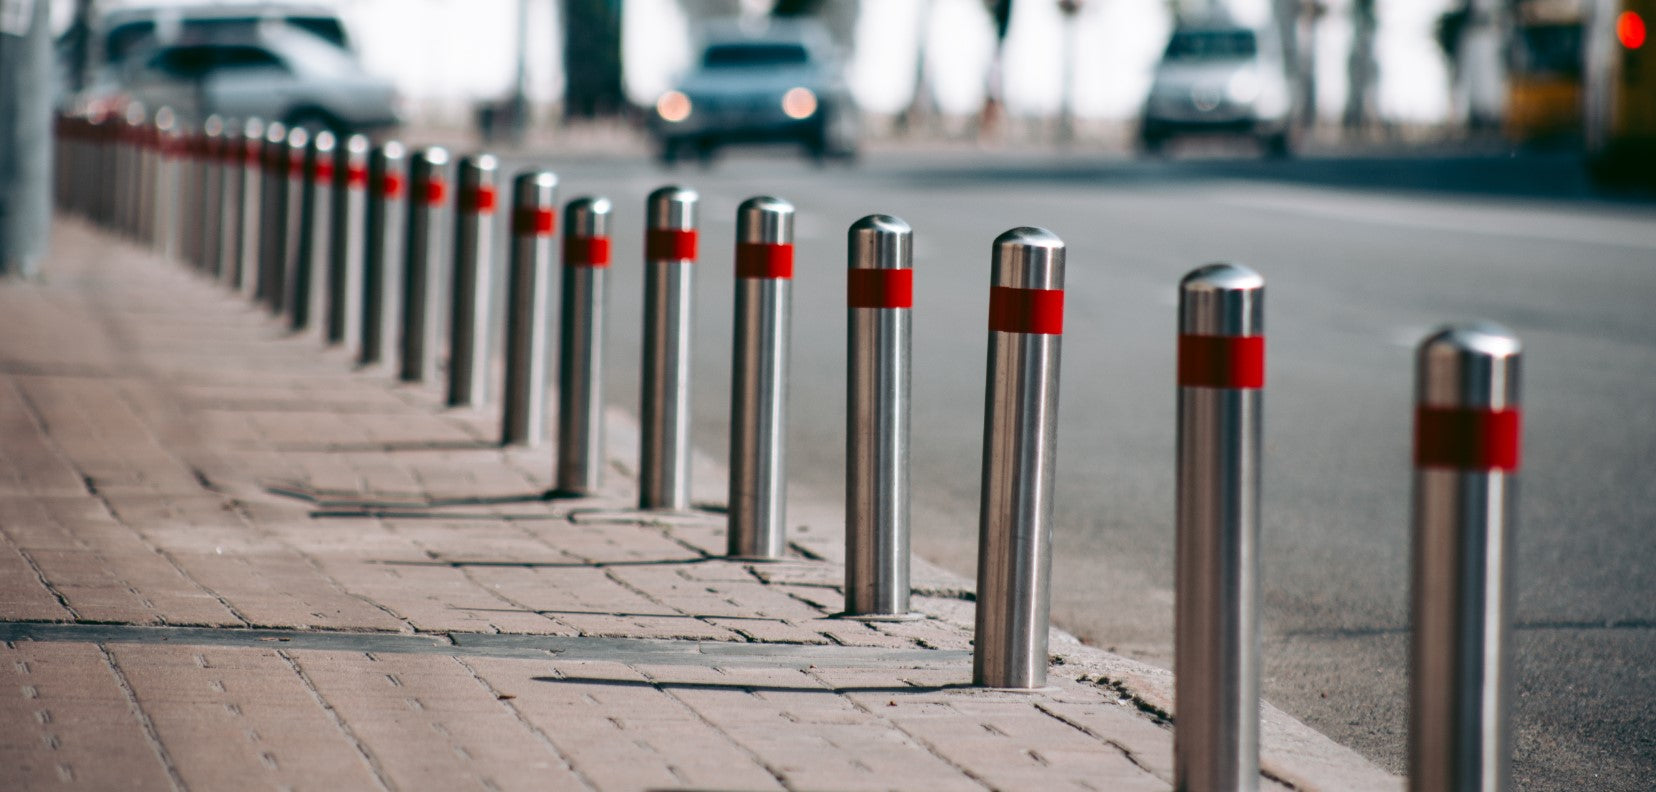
[1618,10,1647,49]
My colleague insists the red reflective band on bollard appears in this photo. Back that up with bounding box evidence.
[988,286,1063,334]
[381,173,404,198]
[564,236,611,267]
[736,242,793,279]
[647,229,698,260]
[462,185,497,214]
[513,208,555,236]
[848,268,913,309]
[1414,407,1522,471]
[423,179,446,206]
[1177,334,1265,389]
[346,165,369,188]
[313,160,334,182]
[289,154,305,177]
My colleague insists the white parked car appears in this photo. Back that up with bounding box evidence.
[1140,20,1294,157]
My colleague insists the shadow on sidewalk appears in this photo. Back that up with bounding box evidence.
[375,557,720,570]
[531,676,966,696]
[460,607,805,623]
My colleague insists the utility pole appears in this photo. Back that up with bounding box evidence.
[0,0,52,278]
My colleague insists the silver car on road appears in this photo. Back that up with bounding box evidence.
[82,25,401,135]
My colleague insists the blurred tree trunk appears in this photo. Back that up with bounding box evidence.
[563,0,626,118]
[1343,0,1376,130]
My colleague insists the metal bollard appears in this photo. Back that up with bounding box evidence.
[255,121,289,305]
[555,197,613,494]
[215,120,243,284]
[972,227,1065,689]
[400,146,449,383]
[845,215,915,617]
[236,118,265,295]
[291,131,334,331]
[638,186,699,510]
[1408,323,1522,792]
[277,127,311,317]
[1174,262,1265,791]
[361,142,407,366]
[328,134,370,349]
[501,171,559,447]
[199,116,224,276]
[152,110,179,260]
[447,154,500,408]
[727,197,795,559]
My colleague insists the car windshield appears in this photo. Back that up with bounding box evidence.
[1164,30,1257,61]
[702,43,809,68]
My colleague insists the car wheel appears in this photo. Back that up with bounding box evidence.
[1262,131,1292,159]
[285,109,342,136]
[1140,133,1168,158]
[659,139,681,167]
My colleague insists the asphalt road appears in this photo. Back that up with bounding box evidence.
[503,145,1656,790]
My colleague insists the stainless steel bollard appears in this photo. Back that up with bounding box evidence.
[400,146,449,382]
[973,227,1065,689]
[1408,323,1522,792]
[216,121,242,284]
[236,118,265,295]
[199,116,224,276]
[1174,262,1265,791]
[291,130,334,331]
[256,121,289,305]
[327,134,370,349]
[152,110,179,260]
[277,127,311,317]
[501,172,559,447]
[555,196,613,494]
[845,215,915,617]
[447,154,500,408]
[727,197,795,559]
[638,186,699,510]
[361,142,407,366]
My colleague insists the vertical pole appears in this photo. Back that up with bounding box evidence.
[237,118,265,296]
[199,116,224,277]
[555,196,613,494]
[361,141,406,367]
[845,215,914,617]
[152,109,178,261]
[501,171,558,446]
[1174,262,1266,791]
[256,121,289,306]
[972,227,1065,689]
[0,0,52,278]
[215,120,241,284]
[638,185,699,510]
[1408,323,1521,792]
[447,154,500,408]
[328,134,370,349]
[400,146,449,382]
[278,126,310,317]
[727,196,795,559]
[292,130,333,331]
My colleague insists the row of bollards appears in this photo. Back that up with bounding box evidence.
[54,108,1522,792]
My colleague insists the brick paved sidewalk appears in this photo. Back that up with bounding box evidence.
[0,219,1396,791]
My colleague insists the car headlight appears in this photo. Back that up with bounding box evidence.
[656,91,692,123]
[1227,71,1260,104]
[781,87,817,120]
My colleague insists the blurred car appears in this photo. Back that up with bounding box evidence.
[94,2,356,64]
[649,20,858,164]
[1140,20,1293,157]
[79,25,401,134]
